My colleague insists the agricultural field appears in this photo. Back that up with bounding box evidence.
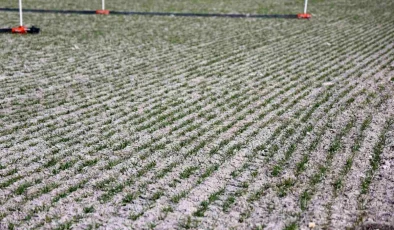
[0,0,394,229]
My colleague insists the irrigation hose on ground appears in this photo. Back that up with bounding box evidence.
[0,8,300,19]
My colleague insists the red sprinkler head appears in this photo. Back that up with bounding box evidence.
[9,26,40,34]
[297,13,311,19]
[96,9,110,15]
[12,25,27,33]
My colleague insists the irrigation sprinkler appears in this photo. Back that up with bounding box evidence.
[0,0,40,34]
[297,0,311,19]
[12,0,41,33]
[96,0,110,15]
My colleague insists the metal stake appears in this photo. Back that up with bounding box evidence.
[304,0,308,14]
[19,0,23,26]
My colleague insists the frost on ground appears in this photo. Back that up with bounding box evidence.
[0,0,394,229]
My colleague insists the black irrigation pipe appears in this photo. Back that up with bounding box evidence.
[0,8,298,19]
[0,28,12,33]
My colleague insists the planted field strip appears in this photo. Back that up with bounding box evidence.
[353,116,394,228]
[0,24,310,150]
[0,10,372,170]
[15,18,378,208]
[99,27,394,227]
[304,67,394,228]
[0,17,364,147]
[2,27,332,226]
[1,0,394,229]
[149,26,392,227]
[0,21,259,126]
[187,53,393,229]
[205,71,392,229]
[0,22,324,181]
[0,22,314,210]
[159,21,394,226]
[290,53,394,227]
[327,89,394,228]
[1,22,392,226]
[0,15,350,190]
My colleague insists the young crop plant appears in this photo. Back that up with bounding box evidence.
[151,190,165,201]
[137,161,157,177]
[178,216,199,229]
[276,178,296,198]
[197,164,219,184]
[159,206,174,220]
[248,185,270,202]
[180,166,199,179]
[193,189,224,217]
[14,182,32,196]
[122,193,137,204]
[83,206,95,214]
[222,196,236,212]
[171,191,188,204]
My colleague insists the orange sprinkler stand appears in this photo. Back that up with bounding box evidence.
[1,26,39,34]
[297,13,311,19]
[12,25,27,34]
[96,9,110,15]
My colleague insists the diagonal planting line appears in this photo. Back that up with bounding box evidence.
[322,115,373,228]
[353,117,394,228]
[299,118,357,211]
